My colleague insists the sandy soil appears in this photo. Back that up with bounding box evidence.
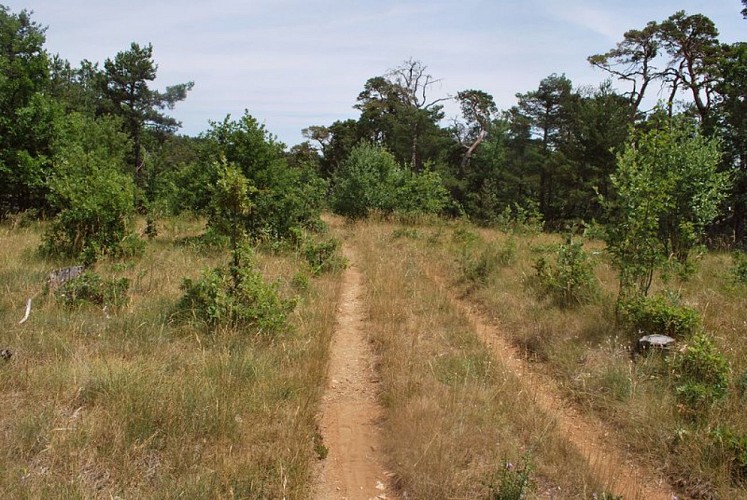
[313,245,395,500]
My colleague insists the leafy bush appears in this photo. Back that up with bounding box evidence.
[302,237,346,275]
[486,458,533,500]
[603,115,729,296]
[176,253,294,332]
[331,143,450,219]
[532,239,599,307]
[731,252,747,284]
[42,113,138,264]
[495,202,544,235]
[202,112,327,241]
[671,331,730,416]
[395,165,451,215]
[56,271,130,308]
[618,293,700,339]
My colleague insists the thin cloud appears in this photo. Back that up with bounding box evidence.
[5,0,744,145]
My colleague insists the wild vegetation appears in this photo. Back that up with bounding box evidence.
[1,2,747,498]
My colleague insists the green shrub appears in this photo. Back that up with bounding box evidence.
[331,143,450,219]
[56,271,130,308]
[495,202,544,235]
[302,237,346,275]
[731,252,747,284]
[395,165,451,216]
[532,239,599,307]
[712,426,747,483]
[485,458,533,500]
[618,293,700,338]
[203,113,327,241]
[176,257,294,332]
[671,331,730,416]
[42,113,138,264]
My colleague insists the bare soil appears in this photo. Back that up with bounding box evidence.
[313,245,394,500]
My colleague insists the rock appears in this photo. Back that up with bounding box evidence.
[636,334,676,354]
[47,265,85,289]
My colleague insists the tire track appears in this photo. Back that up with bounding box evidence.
[427,268,675,500]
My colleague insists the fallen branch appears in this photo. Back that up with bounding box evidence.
[18,298,32,324]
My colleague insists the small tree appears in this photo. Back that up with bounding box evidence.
[203,112,326,240]
[331,142,401,218]
[604,114,728,296]
[43,113,136,263]
[332,142,450,219]
[208,158,253,287]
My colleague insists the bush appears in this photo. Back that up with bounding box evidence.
[495,202,544,235]
[618,293,700,339]
[671,331,730,416]
[203,113,327,241]
[176,253,294,332]
[42,114,138,263]
[532,239,599,307]
[731,252,747,284]
[332,143,450,219]
[302,237,346,275]
[485,458,533,500]
[55,271,130,308]
[712,426,747,483]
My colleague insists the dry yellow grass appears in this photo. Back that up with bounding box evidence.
[5,214,746,498]
[0,217,342,498]
[400,219,747,499]
[332,218,606,499]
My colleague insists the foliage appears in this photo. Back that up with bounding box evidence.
[41,113,138,263]
[0,6,58,216]
[731,251,747,284]
[55,271,129,308]
[671,331,730,416]
[618,293,700,339]
[532,239,599,307]
[302,237,346,275]
[203,112,326,240]
[207,158,254,283]
[176,248,294,332]
[99,42,193,189]
[331,142,401,218]
[604,114,729,296]
[396,164,451,215]
[712,426,747,483]
[495,202,544,235]
[331,142,450,218]
[485,458,533,500]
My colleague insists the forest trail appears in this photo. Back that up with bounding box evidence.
[313,244,394,500]
[428,269,675,500]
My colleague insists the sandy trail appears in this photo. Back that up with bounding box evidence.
[313,245,394,500]
[429,269,675,500]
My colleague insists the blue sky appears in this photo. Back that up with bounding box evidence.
[5,0,746,146]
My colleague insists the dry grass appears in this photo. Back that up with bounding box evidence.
[0,217,342,498]
[5,213,746,498]
[398,219,747,499]
[333,218,606,499]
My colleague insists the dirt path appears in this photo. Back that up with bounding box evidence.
[313,245,394,500]
[430,271,675,500]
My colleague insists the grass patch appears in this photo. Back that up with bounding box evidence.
[0,217,341,498]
